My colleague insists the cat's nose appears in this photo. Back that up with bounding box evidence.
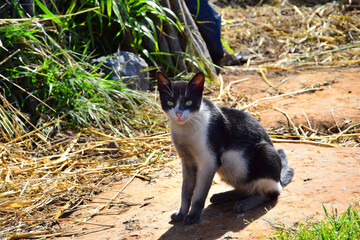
[176,112,183,120]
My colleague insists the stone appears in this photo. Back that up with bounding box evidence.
[92,51,149,91]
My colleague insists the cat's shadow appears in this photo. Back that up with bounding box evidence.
[158,200,277,240]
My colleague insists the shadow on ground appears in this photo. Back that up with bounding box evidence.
[158,200,277,240]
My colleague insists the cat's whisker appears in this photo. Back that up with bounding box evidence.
[190,116,202,130]
[163,88,174,98]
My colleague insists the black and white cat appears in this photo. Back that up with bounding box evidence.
[156,72,294,225]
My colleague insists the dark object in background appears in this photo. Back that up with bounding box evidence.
[185,0,225,65]
[219,52,253,66]
[185,0,250,68]
[92,51,149,91]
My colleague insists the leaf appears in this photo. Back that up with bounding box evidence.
[221,38,234,55]
[112,0,124,27]
[48,83,53,97]
[66,1,76,15]
[34,0,63,26]
[107,0,112,18]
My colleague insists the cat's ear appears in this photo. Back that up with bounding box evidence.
[156,72,172,91]
[188,72,205,90]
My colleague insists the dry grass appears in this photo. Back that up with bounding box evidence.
[0,105,174,238]
[215,74,360,148]
[216,1,360,147]
[1,1,360,239]
[220,1,360,70]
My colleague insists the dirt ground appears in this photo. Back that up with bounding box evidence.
[54,67,360,240]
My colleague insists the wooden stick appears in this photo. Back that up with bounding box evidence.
[280,42,360,65]
[272,139,337,148]
[0,49,21,66]
[274,107,301,136]
[258,67,277,90]
[241,88,321,109]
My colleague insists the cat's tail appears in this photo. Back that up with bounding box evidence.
[278,149,294,187]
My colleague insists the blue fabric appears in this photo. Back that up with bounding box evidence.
[185,0,224,64]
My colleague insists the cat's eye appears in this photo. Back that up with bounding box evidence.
[167,100,174,106]
[185,100,192,106]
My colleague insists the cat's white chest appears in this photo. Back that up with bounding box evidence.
[170,108,213,165]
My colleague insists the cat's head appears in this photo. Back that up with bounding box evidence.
[156,72,205,125]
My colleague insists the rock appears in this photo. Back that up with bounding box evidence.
[92,51,149,91]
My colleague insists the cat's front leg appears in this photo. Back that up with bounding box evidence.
[184,161,217,224]
[171,164,197,222]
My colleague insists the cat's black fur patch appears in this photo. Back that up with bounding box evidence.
[205,99,281,180]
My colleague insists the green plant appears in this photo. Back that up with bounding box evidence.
[271,204,360,239]
[0,0,177,139]
[32,0,187,70]
[0,0,215,141]
[0,19,154,139]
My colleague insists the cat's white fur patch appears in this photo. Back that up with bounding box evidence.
[217,150,282,196]
[249,179,282,195]
[170,100,219,206]
[217,150,248,186]
[170,101,213,166]
[232,178,282,196]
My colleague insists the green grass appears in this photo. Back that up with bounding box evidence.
[271,204,360,239]
[30,0,184,70]
[0,19,152,138]
[0,0,212,141]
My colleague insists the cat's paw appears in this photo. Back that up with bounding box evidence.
[184,212,201,225]
[170,210,185,222]
[233,200,252,212]
[210,193,225,204]
[233,195,268,212]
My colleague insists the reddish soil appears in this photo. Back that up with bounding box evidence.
[54,67,360,240]
[219,67,360,131]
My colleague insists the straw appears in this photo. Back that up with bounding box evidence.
[0,120,172,238]
[221,1,360,70]
[2,1,360,239]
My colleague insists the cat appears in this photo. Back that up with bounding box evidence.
[156,71,294,225]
